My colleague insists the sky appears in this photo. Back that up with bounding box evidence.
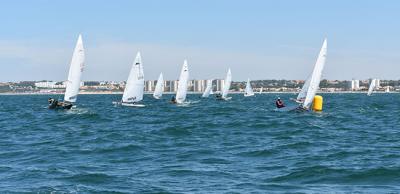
[0,0,399,81]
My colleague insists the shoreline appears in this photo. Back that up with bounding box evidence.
[0,91,397,95]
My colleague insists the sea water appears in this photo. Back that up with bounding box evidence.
[0,93,399,193]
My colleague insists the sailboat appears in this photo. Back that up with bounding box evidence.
[282,39,327,111]
[173,60,189,104]
[48,35,85,110]
[367,79,376,96]
[244,78,255,97]
[118,52,145,107]
[216,68,232,100]
[259,87,263,94]
[153,73,164,99]
[385,86,390,93]
[202,79,213,98]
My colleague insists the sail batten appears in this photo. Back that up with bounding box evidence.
[64,35,85,103]
[176,60,189,103]
[122,52,144,103]
[153,73,164,99]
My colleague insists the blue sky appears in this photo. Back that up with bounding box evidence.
[0,0,399,81]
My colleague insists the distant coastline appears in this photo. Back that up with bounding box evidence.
[0,91,396,95]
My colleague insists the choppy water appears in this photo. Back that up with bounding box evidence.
[0,93,399,193]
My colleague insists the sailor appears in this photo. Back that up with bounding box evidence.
[170,96,177,103]
[48,98,61,109]
[215,92,222,99]
[275,97,285,108]
[48,98,54,104]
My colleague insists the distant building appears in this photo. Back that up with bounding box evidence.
[350,79,360,91]
[215,79,225,92]
[193,80,207,92]
[374,79,380,88]
[164,80,178,92]
[34,81,83,89]
[145,80,155,92]
[35,81,58,88]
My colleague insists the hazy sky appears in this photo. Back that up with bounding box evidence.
[0,0,399,81]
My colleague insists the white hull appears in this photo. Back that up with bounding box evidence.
[113,101,145,107]
[121,102,145,107]
[222,97,232,101]
[244,93,255,97]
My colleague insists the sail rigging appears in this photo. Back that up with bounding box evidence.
[221,68,232,99]
[176,60,189,103]
[202,79,213,98]
[244,78,254,97]
[153,73,164,99]
[301,39,327,109]
[367,79,376,96]
[122,52,144,103]
[64,34,85,103]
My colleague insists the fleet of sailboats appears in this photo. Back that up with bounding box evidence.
[48,36,392,112]
[244,78,255,97]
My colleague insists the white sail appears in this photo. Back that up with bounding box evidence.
[122,52,144,103]
[385,86,390,93]
[297,75,311,102]
[302,39,327,109]
[244,78,254,97]
[259,87,263,94]
[202,79,213,98]
[64,35,85,103]
[367,79,376,96]
[153,73,164,99]
[222,68,232,99]
[176,60,189,103]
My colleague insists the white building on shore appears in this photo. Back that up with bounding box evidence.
[350,79,360,91]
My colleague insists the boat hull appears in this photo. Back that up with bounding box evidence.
[275,105,306,112]
[121,102,145,107]
[48,101,73,110]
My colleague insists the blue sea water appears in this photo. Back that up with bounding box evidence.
[0,93,399,193]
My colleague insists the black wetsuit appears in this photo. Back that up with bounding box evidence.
[276,100,285,108]
[171,96,177,103]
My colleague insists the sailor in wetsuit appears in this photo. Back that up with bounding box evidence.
[275,97,285,108]
[215,92,222,99]
[170,96,177,103]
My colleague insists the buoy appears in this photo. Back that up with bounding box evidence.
[312,95,323,111]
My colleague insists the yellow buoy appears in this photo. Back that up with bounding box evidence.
[312,95,323,111]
